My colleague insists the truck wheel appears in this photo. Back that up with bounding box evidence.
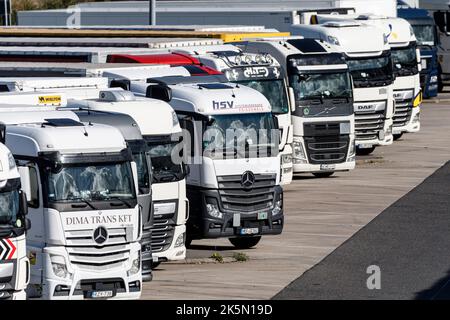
[151,261,161,269]
[312,172,334,178]
[438,68,444,93]
[393,133,403,141]
[229,236,261,249]
[356,146,376,156]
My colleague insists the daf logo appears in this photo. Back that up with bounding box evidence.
[241,171,255,189]
[358,105,374,110]
[93,226,108,245]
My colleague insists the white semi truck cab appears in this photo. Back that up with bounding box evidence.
[129,76,284,249]
[291,19,395,155]
[65,89,188,267]
[0,100,143,299]
[239,37,355,177]
[167,44,294,185]
[350,14,422,140]
[0,126,30,300]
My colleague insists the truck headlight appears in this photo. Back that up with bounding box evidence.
[50,255,70,279]
[327,35,340,46]
[8,152,15,170]
[127,252,141,276]
[206,203,223,219]
[174,233,185,248]
[272,195,282,216]
[153,202,176,215]
[430,75,438,84]
[293,138,306,164]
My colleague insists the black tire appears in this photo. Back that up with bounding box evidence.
[229,236,261,249]
[438,67,444,93]
[151,261,161,269]
[356,146,376,156]
[312,172,335,178]
[185,236,193,248]
[393,133,403,141]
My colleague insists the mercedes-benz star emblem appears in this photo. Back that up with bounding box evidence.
[241,171,255,189]
[93,226,108,245]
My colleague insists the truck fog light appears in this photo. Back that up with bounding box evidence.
[206,203,223,219]
[127,253,141,276]
[272,200,282,216]
[50,255,70,279]
[281,154,292,165]
[174,233,185,248]
[413,113,420,123]
[386,125,393,135]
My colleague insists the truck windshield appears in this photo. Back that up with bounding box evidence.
[391,45,419,76]
[412,24,436,46]
[289,72,352,101]
[0,189,19,227]
[47,162,135,202]
[146,142,183,183]
[346,55,394,88]
[237,79,289,114]
[203,112,277,159]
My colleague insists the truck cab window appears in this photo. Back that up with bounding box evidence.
[28,165,39,208]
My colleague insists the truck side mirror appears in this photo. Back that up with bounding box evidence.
[18,167,32,202]
[288,87,296,112]
[0,122,5,144]
[24,218,31,231]
[183,163,190,177]
[146,84,172,102]
[110,79,131,91]
[19,190,28,216]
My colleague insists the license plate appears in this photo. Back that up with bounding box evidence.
[258,212,268,220]
[320,164,335,171]
[87,290,114,299]
[240,227,259,235]
[358,144,373,149]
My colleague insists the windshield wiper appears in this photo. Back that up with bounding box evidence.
[69,198,97,210]
[108,196,132,208]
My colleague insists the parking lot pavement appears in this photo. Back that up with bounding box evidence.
[274,160,450,300]
[141,101,450,300]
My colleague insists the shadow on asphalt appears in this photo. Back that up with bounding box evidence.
[415,269,450,300]
[187,244,236,251]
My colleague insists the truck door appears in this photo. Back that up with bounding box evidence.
[17,161,45,291]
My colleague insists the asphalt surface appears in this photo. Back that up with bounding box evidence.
[274,161,450,300]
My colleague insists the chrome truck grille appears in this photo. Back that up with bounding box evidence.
[354,100,387,141]
[217,174,276,213]
[393,90,414,128]
[303,122,350,165]
[64,227,131,270]
[151,213,175,253]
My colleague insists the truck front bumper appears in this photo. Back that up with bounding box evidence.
[39,244,142,300]
[392,107,420,135]
[188,186,284,239]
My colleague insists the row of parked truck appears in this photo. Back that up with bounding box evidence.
[0,7,429,299]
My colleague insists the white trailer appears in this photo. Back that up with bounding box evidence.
[0,94,143,299]
[0,129,30,300]
[16,0,397,29]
